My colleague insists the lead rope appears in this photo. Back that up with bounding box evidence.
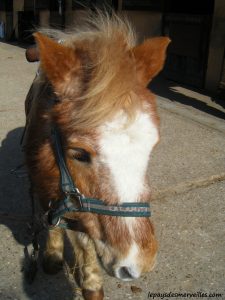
[24,184,40,283]
[24,182,48,283]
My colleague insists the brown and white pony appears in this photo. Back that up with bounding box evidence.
[24,14,170,300]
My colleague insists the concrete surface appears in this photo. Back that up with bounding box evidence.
[0,42,225,300]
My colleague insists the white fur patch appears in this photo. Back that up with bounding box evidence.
[99,110,158,203]
[115,242,140,280]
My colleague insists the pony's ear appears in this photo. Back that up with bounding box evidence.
[133,37,171,86]
[33,32,80,88]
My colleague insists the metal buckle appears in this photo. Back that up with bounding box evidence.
[69,189,84,209]
[46,210,61,228]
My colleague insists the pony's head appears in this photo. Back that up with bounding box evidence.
[34,15,170,281]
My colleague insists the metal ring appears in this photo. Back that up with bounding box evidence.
[47,209,61,228]
[54,216,61,227]
[48,216,61,229]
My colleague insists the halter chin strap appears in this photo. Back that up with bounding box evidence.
[48,128,151,229]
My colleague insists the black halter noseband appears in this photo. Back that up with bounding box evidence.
[47,128,151,229]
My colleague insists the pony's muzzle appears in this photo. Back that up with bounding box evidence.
[115,266,140,281]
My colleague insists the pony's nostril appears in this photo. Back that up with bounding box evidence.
[118,266,135,281]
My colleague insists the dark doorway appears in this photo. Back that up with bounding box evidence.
[162,0,214,88]
[18,11,36,43]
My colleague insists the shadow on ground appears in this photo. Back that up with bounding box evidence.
[150,76,225,120]
[0,127,77,299]
[0,39,33,49]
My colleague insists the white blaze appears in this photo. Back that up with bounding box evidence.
[115,242,140,280]
[99,110,158,203]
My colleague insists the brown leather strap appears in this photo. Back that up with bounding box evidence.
[59,217,87,233]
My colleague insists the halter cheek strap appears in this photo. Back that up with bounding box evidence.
[48,128,151,229]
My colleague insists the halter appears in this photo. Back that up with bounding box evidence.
[48,128,151,229]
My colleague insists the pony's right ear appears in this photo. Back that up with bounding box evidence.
[33,32,81,89]
[133,37,171,86]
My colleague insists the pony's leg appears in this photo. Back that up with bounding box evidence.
[67,231,104,300]
[81,237,104,300]
[43,227,64,274]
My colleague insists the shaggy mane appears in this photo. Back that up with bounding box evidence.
[40,11,142,130]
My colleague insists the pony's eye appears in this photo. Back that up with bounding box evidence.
[72,148,91,163]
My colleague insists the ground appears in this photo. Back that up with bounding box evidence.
[0,42,224,300]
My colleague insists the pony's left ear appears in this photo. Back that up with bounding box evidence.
[133,37,171,86]
[33,32,80,89]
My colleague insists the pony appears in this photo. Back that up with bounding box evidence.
[24,13,170,300]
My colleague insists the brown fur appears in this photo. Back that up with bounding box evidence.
[24,12,170,300]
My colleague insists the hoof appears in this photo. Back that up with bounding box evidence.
[82,288,104,300]
[42,252,63,274]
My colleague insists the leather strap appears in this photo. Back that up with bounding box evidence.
[47,128,151,230]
